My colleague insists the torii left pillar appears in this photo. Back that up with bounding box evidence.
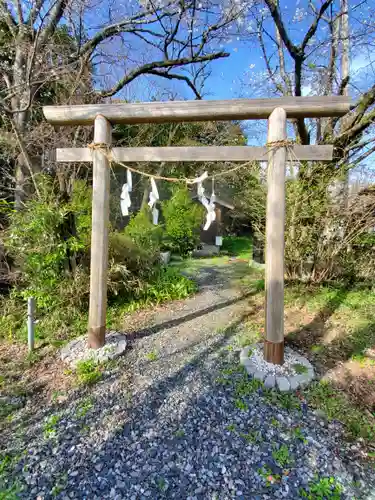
[88,115,112,348]
[264,108,287,365]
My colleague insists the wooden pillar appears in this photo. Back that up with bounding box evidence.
[88,115,111,348]
[264,107,287,365]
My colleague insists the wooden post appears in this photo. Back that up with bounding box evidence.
[27,297,35,352]
[88,115,111,348]
[264,107,287,365]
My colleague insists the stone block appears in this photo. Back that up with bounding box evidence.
[276,376,291,392]
[264,375,276,389]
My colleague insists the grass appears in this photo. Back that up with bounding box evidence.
[145,351,158,362]
[76,397,94,418]
[221,235,253,260]
[272,444,293,468]
[305,380,375,441]
[239,430,261,444]
[283,280,375,442]
[234,398,248,411]
[300,476,343,499]
[292,363,308,374]
[293,426,308,444]
[174,429,185,438]
[43,414,61,438]
[75,359,102,386]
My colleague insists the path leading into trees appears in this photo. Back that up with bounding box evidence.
[2,260,375,499]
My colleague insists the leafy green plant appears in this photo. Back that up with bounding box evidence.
[300,476,343,499]
[162,185,204,256]
[5,177,91,310]
[239,430,261,444]
[293,363,308,374]
[263,389,301,412]
[145,351,158,362]
[0,482,23,499]
[156,477,167,492]
[258,466,281,486]
[234,398,248,411]
[174,429,185,438]
[293,426,308,444]
[271,417,281,428]
[75,360,102,386]
[43,414,61,438]
[226,423,236,432]
[272,444,293,468]
[234,374,263,398]
[76,397,94,418]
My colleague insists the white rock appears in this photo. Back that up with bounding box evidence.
[264,375,276,388]
[276,376,291,392]
[243,360,257,375]
[60,332,127,368]
[253,370,266,382]
[289,376,300,390]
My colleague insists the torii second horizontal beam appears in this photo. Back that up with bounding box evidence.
[55,145,333,163]
[43,96,352,126]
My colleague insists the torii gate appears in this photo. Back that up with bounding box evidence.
[43,96,351,365]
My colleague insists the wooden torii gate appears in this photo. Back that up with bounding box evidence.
[43,96,351,365]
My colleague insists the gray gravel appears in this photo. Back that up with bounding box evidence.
[1,263,375,499]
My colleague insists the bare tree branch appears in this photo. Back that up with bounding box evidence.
[146,69,202,99]
[263,0,300,59]
[301,0,334,51]
[36,0,68,49]
[27,0,45,26]
[78,10,163,57]
[98,51,229,98]
[11,0,24,24]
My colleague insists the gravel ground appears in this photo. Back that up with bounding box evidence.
[2,263,375,499]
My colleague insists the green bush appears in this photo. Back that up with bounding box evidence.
[142,266,197,302]
[107,232,159,299]
[124,207,162,253]
[162,185,204,255]
[222,236,252,258]
[5,176,91,309]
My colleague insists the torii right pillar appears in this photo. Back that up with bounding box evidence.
[264,107,287,365]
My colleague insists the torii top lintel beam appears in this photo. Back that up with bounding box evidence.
[43,96,352,126]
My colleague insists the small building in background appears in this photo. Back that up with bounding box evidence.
[192,195,235,247]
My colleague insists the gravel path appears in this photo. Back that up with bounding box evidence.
[2,263,375,499]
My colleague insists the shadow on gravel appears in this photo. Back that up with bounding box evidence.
[126,291,257,342]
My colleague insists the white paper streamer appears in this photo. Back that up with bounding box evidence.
[192,171,208,184]
[120,169,133,216]
[197,179,216,231]
[127,169,132,192]
[152,207,159,225]
[148,177,160,225]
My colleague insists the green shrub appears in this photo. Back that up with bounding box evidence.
[162,185,204,255]
[124,207,162,253]
[142,266,197,302]
[4,176,91,309]
[107,232,159,299]
[222,236,252,258]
